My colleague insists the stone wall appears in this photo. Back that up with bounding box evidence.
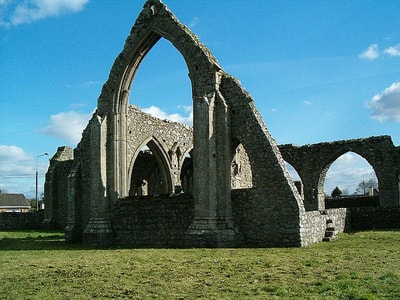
[232,189,302,247]
[347,207,400,230]
[0,211,44,230]
[126,106,193,195]
[44,0,400,248]
[43,146,73,230]
[326,195,379,208]
[112,195,194,248]
[279,136,400,209]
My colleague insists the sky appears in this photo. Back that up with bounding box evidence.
[1,0,399,199]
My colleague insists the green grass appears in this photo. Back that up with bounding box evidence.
[1,230,399,299]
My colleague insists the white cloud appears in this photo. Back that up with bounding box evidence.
[41,111,92,145]
[0,144,31,162]
[189,16,199,28]
[359,44,379,60]
[286,152,376,195]
[324,152,376,195]
[142,105,193,126]
[367,82,400,122]
[0,145,49,197]
[384,44,400,57]
[1,0,89,27]
[303,100,312,105]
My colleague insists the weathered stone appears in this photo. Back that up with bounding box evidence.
[43,0,400,248]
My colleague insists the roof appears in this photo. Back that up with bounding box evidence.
[0,193,31,208]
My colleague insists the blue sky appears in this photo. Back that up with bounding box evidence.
[1,0,399,198]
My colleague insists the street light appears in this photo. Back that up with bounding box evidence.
[36,152,49,211]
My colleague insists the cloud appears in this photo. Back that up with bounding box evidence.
[142,105,193,126]
[189,16,199,28]
[359,44,379,60]
[0,145,47,197]
[303,100,312,105]
[286,152,376,195]
[324,152,376,195]
[367,82,400,122]
[41,111,92,145]
[0,0,89,27]
[0,145,31,162]
[384,44,400,57]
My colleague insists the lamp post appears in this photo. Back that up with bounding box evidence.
[36,152,49,211]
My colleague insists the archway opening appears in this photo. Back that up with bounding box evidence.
[231,143,253,189]
[180,151,193,195]
[323,151,378,207]
[129,141,171,197]
[129,37,192,126]
[285,162,303,198]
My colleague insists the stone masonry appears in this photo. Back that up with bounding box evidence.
[44,0,400,248]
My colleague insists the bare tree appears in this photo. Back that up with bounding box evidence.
[355,178,378,195]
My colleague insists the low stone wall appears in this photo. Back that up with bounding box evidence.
[112,196,194,248]
[326,196,379,208]
[347,207,400,230]
[0,211,44,230]
[300,208,347,245]
[232,189,302,247]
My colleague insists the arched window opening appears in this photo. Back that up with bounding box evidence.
[231,143,253,189]
[323,152,379,208]
[129,37,192,126]
[180,152,193,195]
[285,161,303,198]
[129,142,170,197]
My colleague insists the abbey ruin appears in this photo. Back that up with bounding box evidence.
[43,0,400,248]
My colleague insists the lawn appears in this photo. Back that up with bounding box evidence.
[0,230,399,299]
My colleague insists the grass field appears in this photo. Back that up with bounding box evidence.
[0,230,399,299]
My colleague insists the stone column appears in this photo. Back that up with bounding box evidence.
[65,163,81,243]
[42,146,73,230]
[186,81,240,247]
[82,115,113,247]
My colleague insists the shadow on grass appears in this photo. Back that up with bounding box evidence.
[0,231,90,251]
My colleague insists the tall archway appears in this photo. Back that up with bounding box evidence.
[86,0,306,247]
[129,38,192,124]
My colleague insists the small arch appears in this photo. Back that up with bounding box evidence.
[231,143,253,189]
[128,138,173,197]
[285,161,303,199]
[179,150,193,195]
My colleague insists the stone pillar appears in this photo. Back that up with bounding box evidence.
[42,146,73,230]
[378,174,400,207]
[65,163,81,243]
[186,82,240,247]
[83,115,113,247]
[302,173,324,211]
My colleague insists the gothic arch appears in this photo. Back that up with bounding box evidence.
[179,149,193,195]
[95,0,223,199]
[128,137,173,196]
[231,143,253,190]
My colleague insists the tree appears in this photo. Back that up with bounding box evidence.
[331,186,342,199]
[355,178,378,195]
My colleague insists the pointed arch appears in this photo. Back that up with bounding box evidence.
[179,149,193,195]
[96,0,222,198]
[231,143,253,189]
[285,161,303,198]
[128,137,173,196]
